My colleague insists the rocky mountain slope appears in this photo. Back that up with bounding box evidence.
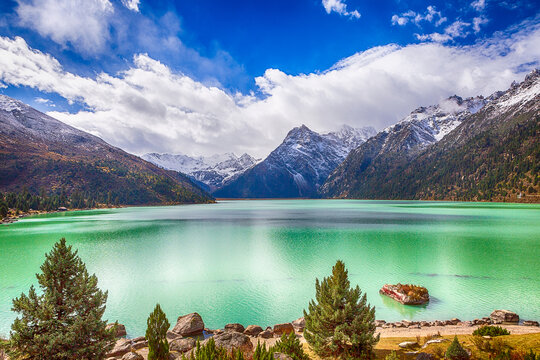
[142,152,259,192]
[0,95,212,205]
[321,69,540,202]
[213,125,376,198]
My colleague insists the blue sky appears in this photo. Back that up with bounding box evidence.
[0,0,539,156]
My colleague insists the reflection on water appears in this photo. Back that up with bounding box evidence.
[379,294,429,319]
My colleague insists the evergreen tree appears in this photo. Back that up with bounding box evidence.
[10,238,115,360]
[146,304,170,360]
[445,336,469,360]
[304,260,379,359]
[273,332,309,360]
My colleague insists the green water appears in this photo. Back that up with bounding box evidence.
[0,200,539,337]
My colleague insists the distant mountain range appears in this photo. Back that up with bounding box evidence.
[213,125,376,198]
[142,152,259,192]
[321,69,540,202]
[1,69,538,204]
[0,95,212,205]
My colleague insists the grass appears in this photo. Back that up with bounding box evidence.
[301,333,540,359]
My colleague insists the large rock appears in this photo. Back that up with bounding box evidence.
[380,284,429,305]
[107,338,132,358]
[170,337,196,353]
[490,310,519,324]
[122,351,144,360]
[172,313,205,336]
[106,322,127,338]
[204,332,253,354]
[225,323,245,333]
[523,320,539,327]
[259,328,274,339]
[167,331,183,342]
[131,337,148,350]
[244,325,263,336]
[273,323,294,336]
[292,317,305,332]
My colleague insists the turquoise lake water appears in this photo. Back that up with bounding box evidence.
[0,200,539,337]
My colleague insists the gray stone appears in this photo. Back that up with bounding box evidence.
[131,337,148,350]
[399,341,418,349]
[292,317,305,332]
[244,325,264,336]
[172,313,205,336]
[523,320,539,327]
[273,323,294,336]
[167,331,183,342]
[490,310,519,324]
[420,321,431,327]
[122,351,144,360]
[204,331,253,354]
[107,338,132,358]
[225,323,245,333]
[170,337,196,353]
[421,339,450,349]
[259,329,274,339]
[375,320,387,327]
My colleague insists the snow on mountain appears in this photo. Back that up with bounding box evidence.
[142,152,259,191]
[378,95,487,155]
[213,124,377,198]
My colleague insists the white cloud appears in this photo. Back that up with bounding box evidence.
[391,6,446,27]
[0,20,539,158]
[16,0,114,54]
[34,97,55,106]
[322,0,360,19]
[473,16,489,33]
[416,20,471,43]
[121,0,140,12]
[471,0,487,11]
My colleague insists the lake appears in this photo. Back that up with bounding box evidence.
[0,200,539,337]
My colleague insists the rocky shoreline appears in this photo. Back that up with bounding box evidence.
[104,310,539,360]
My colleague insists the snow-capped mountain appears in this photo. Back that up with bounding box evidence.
[213,124,376,198]
[142,152,259,191]
[321,69,539,201]
[377,95,487,156]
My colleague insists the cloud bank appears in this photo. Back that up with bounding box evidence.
[16,0,114,54]
[0,20,539,158]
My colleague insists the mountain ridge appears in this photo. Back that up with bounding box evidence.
[213,124,376,198]
[321,69,540,202]
[0,95,212,205]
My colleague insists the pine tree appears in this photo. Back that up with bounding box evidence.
[146,304,170,360]
[445,336,469,360]
[10,238,115,360]
[304,260,379,359]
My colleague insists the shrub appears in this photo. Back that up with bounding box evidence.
[472,325,510,337]
[9,238,115,359]
[385,351,400,360]
[182,338,245,360]
[253,341,274,360]
[445,336,469,360]
[146,303,170,360]
[304,260,379,359]
[273,332,310,360]
[524,350,540,360]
